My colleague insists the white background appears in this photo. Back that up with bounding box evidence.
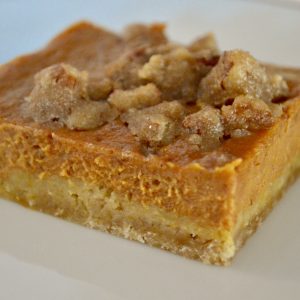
[0,0,300,299]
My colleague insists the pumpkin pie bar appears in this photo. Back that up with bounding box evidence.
[0,22,300,266]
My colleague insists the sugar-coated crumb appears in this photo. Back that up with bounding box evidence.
[122,101,185,147]
[108,83,161,111]
[105,48,149,89]
[139,48,201,101]
[221,95,279,134]
[26,63,117,130]
[182,106,224,151]
[25,63,89,125]
[88,77,113,100]
[24,26,291,153]
[66,101,118,130]
[198,50,288,106]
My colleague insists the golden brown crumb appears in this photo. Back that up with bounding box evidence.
[104,43,181,90]
[25,63,89,125]
[139,47,201,101]
[105,48,149,89]
[221,95,278,135]
[25,63,117,130]
[108,83,161,111]
[24,27,290,150]
[126,113,177,147]
[182,106,224,151]
[198,50,288,106]
[123,23,167,48]
[122,101,185,147]
[88,77,113,100]
[269,73,290,100]
[66,101,118,130]
[105,35,186,91]
[140,100,187,120]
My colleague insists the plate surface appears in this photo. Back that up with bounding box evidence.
[0,1,300,299]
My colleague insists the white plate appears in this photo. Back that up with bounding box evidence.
[0,1,300,299]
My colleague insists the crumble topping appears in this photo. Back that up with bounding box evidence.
[87,77,113,101]
[104,48,149,90]
[221,95,279,135]
[122,101,185,147]
[25,63,88,124]
[24,24,294,164]
[108,83,161,111]
[198,50,288,106]
[182,106,224,151]
[138,47,201,101]
[105,23,168,90]
[125,113,177,148]
[66,101,118,130]
[25,63,117,129]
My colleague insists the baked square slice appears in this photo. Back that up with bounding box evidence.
[0,22,299,266]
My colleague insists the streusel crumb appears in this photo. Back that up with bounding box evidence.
[182,106,224,151]
[198,50,288,106]
[66,101,118,130]
[221,95,278,135]
[139,100,186,120]
[25,64,89,125]
[25,63,117,130]
[105,48,149,89]
[25,25,292,154]
[108,83,161,111]
[88,77,113,101]
[124,112,177,147]
[139,48,200,101]
[122,101,185,147]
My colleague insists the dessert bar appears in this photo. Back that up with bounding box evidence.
[0,22,299,265]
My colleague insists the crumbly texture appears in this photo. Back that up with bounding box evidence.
[104,48,149,89]
[122,101,185,147]
[182,106,224,151]
[104,23,168,90]
[25,64,89,124]
[221,96,278,135]
[108,83,161,111]
[25,64,117,130]
[198,50,288,106]
[138,47,201,101]
[66,101,118,130]
[88,77,113,101]
[23,24,291,164]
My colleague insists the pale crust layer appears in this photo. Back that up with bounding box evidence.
[0,168,235,265]
[0,156,299,265]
